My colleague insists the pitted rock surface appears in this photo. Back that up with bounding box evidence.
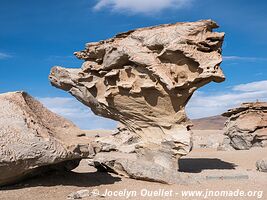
[49,20,225,183]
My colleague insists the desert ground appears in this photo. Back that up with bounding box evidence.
[1,129,266,200]
[1,2,267,200]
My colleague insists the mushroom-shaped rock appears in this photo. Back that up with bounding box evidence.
[49,20,225,183]
[0,91,92,186]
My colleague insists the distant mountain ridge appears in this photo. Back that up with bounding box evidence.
[191,115,227,130]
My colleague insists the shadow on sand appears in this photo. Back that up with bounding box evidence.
[178,158,237,173]
[0,170,121,190]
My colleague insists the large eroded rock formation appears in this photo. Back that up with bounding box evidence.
[0,92,92,186]
[222,102,267,150]
[49,20,225,183]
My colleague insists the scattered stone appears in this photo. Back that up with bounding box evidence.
[0,91,93,186]
[67,189,90,199]
[256,159,267,172]
[222,102,267,150]
[49,20,225,183]
[217,137,235,151]
[193,130,225,149]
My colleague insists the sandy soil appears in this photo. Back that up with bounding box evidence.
[0,130,266,200]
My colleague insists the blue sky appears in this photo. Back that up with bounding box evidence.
[0,0,267,129]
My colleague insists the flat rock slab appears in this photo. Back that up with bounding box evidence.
[206,175,249,180]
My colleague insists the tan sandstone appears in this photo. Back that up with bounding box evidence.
[222,102,267,150]
[0,91,93,186]
[49,20,225,183]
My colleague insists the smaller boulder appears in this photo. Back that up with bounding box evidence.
[256,159,267,172]
[222,102,267,150]
[217,137,235,151]
[67,190,91,199]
